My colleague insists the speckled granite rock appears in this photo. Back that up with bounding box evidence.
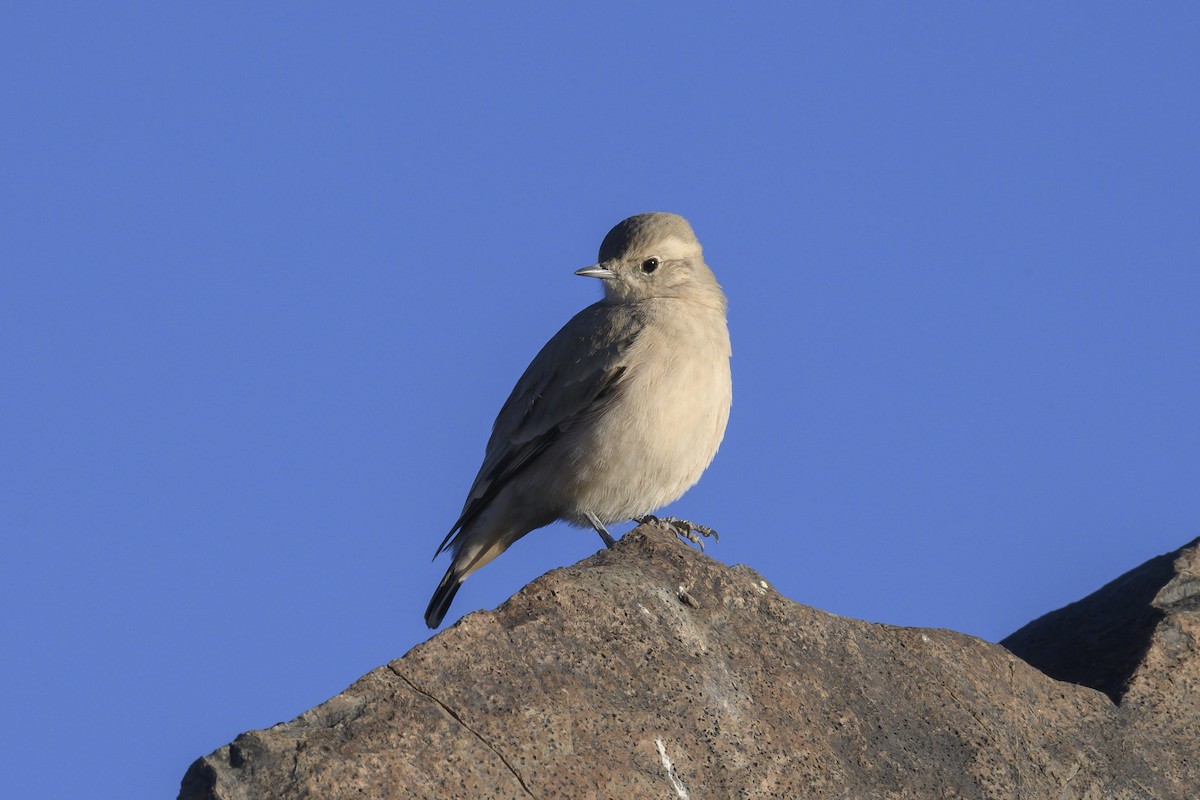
[179,526,1200,799]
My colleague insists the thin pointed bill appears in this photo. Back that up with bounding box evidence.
[574,264,616,279]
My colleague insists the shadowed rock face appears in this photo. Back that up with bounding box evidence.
[179,528,1200,800]
[1001,541,1199,704]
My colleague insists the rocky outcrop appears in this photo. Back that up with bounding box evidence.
[179,526,1200,799]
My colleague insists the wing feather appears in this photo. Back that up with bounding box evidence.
[433,302,644,557]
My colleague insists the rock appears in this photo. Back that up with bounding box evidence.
[1003,536,1200,797]
[179,526,1200,799]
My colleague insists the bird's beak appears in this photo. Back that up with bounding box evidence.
[574,264,616,280]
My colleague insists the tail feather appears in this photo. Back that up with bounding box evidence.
[425,565,462,629]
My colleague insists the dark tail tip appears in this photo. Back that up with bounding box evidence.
[425,567,462,629]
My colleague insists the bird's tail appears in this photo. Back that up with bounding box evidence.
[425,564,462,629]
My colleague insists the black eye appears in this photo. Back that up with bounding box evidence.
[641,257,659,273]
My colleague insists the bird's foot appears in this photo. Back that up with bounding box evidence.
[635,515,719,551]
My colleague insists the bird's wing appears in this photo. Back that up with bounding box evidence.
[434,302,643,556]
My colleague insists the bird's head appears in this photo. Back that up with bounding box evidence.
[575,212,724,310]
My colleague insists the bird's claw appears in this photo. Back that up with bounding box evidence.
[636,515,719,551]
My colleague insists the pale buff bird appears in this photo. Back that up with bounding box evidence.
[426,212,731,628]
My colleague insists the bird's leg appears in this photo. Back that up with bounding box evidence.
[634,515,719,551]
[585,512,617,549]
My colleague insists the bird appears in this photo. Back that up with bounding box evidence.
[425,212,732,628]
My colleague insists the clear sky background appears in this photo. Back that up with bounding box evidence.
[3,4,1198,798]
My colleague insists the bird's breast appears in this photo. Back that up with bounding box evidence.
[564,303,731,520]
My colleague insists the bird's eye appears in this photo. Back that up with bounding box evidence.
[641,258,659,274]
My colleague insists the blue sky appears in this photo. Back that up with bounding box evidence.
[3,4,1198,798]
